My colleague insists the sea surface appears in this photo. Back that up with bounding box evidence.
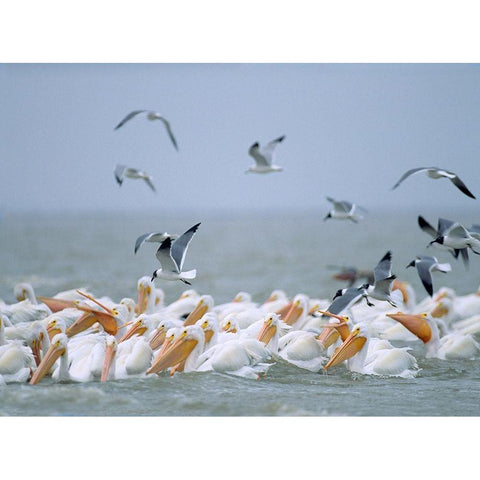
[1,209,480,416]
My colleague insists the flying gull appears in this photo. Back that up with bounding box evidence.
[114,110,178,151]
[246,135,285,174]
[406,255,451,297]
[366,251,398,307]
[134,232,179,254]
[429,222,480,255]
[151,223,201,285]
[391,167,476,199]
[114,164,156,192]
[324,197,367,223]
[320,284,374,316]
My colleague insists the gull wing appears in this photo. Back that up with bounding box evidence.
[170,223,201,272]
[327,287,363,315]
[326,197,351,214]
[418,216,438,238]
[260,135,285,157]
[437,218,456,236]
[135,232,178,254]
[155,237,180,273]
[373,251,393,283]
[114,164,126,185]
[391,167,429,190]
[114,110,147,130]
[248,142,270,166]
[450,174,476,199]
[156,116,179,151]
[447,224,469,240]
[142,175,156,193]
[416,258,435,297]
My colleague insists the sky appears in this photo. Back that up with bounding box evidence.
[2,63,480,215]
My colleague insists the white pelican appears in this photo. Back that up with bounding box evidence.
[148,318,184,351]
[182,295,214,326]
[136,276,165,314]
[213,292,257,321]
[101,335,153,382]
[245,135,285,174]
[259,290,290,314]
[277,330,326,372]
[114,110,178,151]
[391,167,476,199]
[387,312,480,360]
[324,322,419,378]
[281,294,309,330]
[151,223,200,285]
[0,315,35,383]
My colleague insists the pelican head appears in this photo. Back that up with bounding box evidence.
[101,335,118,382]
[221,314,239,334]
[30,333,68,385]
[196,312,218,345]
[183,295,214,326]
[257,313,280,346]
[386,312,432,344]
[324,324,368,370]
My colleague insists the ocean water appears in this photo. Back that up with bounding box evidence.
[1,209,480,416]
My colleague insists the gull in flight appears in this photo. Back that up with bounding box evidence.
[418,216,469,266]
[134,231,179,254]
[114,110,178,151]
[406,255,451,297]
[366,251,399,307]
[324,197,367,223]
[429,222,480,255]
[246,135,285,174]
[391,167,476,199]
[114,164,156,192]
[151,223,201,285]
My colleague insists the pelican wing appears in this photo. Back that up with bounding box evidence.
[170,223,201,272]
[391,167,429,190]
[114,164,126,185]
[156,116,179,151]
[155,238,180,273]
[114,110,147,130]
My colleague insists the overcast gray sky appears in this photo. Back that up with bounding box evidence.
[2,63,480,215]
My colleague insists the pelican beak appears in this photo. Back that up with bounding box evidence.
[30,341,66,385]
[275,301,293,320]
[183,300,208,326]
[264,293,278,303]
[430,302,449,318]
[119,321,147,343]
[308,304,321,315]
[392,280,409,304]
[75,290,115,315]
[324,329,366,370]
[149,327,166,350]
[66,311,96,337]
[146,336,198,375]
[136,285,150,314]
[30,334,44,367]
[37,296,76,312]
[283,301,304,326]
[101,343,116,382]
[232,295,242,303]
[257,320,277,345]
[204,329,214,345]
[316,310,351,341]
[317,327,340,349]
[386,312,432,343]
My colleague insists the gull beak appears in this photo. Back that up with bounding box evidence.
[149,328,166,350]
[183,300,208,326]
[257,320,277,345]
[30,341,66,385]
[324,329,366,370]
[146,336,198,375]
[275,301,293,320]
[37,296,76,312]
[101,343,116,382]
[386,312,432,343]
[283,302,304,326]
[119,321,147,343]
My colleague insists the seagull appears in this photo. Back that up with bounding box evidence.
[151,223,201,285]
[114,165,156,192]
[418,216,469,266]
[134,232,179,254]
[114,110,178,151]
[324,197,367,223]
[391,167,476,199]
[429,222,480,255]
[406,255,451,297]
[366,251,398,307]
[246,135,285,174]
[321,284,374,316]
